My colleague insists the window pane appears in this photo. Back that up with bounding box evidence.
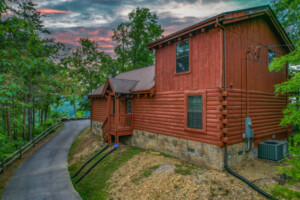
[268,49,275,65]
[113,99,115,114]
[176,40,189,73]
[187,95,203,129]
[127,99,131,114]
[176,56,189,73]
[176,40,189,57]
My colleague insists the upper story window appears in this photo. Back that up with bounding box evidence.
[268,49,275,65]
[176,40,189,73]
[187,95,203,129]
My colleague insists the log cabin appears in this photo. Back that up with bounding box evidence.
[88,5,294,170]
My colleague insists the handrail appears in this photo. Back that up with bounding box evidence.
[108,114,133,131]
[101,117,109,142]
[0,122,61,173]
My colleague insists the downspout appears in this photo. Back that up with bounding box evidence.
[245,50,252,152]
[216,18,276,200]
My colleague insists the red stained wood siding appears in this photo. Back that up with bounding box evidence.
[225,17,289,146]
[155,28,223,93]
[132,88,223,146]
[91,99,108,122]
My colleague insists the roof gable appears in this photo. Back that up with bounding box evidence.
[88,65,155,98]
[148,5,294,52]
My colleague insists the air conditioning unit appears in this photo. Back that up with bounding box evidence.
[258,140,288,161]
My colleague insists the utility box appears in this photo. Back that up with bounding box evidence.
[258,140,288,161]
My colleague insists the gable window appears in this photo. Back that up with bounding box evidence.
[187,95,203,129]
[268,49,275,65]
[126,99,132,114]
[176,40,189,73]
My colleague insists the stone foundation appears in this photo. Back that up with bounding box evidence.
[91,121,103,137]
[121,129,254,171]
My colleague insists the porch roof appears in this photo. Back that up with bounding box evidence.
[88,65,155,97]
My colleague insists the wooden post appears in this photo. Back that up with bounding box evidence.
[115,96,120,144]
[32,137,35,147]
[19,146,22,159]
[107,94,112,145]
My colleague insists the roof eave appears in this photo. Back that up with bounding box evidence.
[147,13,225,49]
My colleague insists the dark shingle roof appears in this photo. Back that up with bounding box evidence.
[88,65,155,97]
[109,78,138,94]
[115,65,155,91]
[88,85,104,97]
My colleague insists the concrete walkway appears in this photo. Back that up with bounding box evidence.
[2,120,90,200]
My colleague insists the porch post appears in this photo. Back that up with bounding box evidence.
[107,93,111,144]
[115,95,120,144]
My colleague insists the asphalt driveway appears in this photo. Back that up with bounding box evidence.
[2,120,90,200]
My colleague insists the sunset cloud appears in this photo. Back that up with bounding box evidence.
[32,0,269,55]
[38,8,72,14]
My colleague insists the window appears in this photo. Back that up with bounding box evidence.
[113,98,115,114]
[268,49,275,65]
[187,95,203,129]
[176,40,189,73]
[126,99,132,114]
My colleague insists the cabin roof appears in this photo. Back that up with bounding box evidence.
[88,65,155,97]
[147,5,294,51]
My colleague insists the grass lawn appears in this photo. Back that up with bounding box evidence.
[68,130,145,200]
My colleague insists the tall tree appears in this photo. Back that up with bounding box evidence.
[65,38,117,111]
[113,7,164,71]
[269,0,300,191]
[270,0,300,127]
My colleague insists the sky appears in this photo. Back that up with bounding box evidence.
[33,0,270,53]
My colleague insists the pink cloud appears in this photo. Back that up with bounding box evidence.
[99,44,114,48]
[163,24,190,36]
[38,8,72,14]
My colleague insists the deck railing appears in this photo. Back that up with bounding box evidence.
[109,114,132,130]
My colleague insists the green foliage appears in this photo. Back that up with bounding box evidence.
[277,134,300,185]
[64,38,117,111]
[0,0,68,157]
[271,185,300,200]
[271,0,300,46]
[0,134,16,160]
[113,7,164,71]
[269,0,300,127]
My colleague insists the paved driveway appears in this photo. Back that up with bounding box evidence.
[2,120,90,200]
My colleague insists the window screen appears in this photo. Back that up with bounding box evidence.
[176,40,189,73]
[126,99,132,114]
[268,49,275,65]
[187,95,203,129]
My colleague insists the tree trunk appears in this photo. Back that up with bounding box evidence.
[32,98,35,131]
[44,105,48,122]
[6,103,11,139]
[28,94,32,140]
[22,94,26,141]
[41,110,44,124]
[73,103,77,118]
[12,96,17,140]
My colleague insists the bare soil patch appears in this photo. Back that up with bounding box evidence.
[108,152,299,200]
[68,128,103,165]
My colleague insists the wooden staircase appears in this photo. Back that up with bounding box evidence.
[101,114,133,144]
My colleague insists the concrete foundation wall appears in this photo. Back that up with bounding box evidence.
[91,121,103,137]
[121,129,254,171]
